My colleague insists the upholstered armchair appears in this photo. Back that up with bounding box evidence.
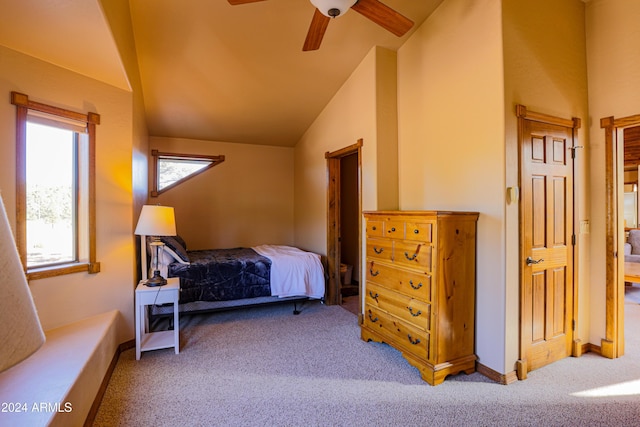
[625,229,640,263]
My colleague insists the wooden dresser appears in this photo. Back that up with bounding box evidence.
[361,210,479,385]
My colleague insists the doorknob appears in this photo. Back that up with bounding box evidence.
[526,256,544,266]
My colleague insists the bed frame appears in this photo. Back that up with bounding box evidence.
[139,236,326,318]
[148,295,313,318]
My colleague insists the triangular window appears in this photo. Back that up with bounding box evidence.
[151,150,225,197]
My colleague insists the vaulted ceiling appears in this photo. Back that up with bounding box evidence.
[0,0,443,147]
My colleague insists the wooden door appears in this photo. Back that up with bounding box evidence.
[326,140,362,307]
[517,106,577,377]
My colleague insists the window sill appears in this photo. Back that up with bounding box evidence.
[27,261,101,281]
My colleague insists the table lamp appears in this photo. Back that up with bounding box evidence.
[134,205,177,286]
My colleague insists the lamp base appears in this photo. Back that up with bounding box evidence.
[146,270,167,287]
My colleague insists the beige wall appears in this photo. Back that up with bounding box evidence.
[397,0,506,372]
[585,0,640,344]
[99,0,150,226]
[503,0,590,371]
[150,137,294,250]
[374,48,400,211]
[99,0,151,283]
[294,46,398,256]
[0,45,135,342]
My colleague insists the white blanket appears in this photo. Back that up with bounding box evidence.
[252,245,325,299]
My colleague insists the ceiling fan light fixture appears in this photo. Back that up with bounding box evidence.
[310,0,357,18]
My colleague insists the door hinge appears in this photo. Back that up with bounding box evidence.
[572,319,576,331]
[569,146,584,159]
[572,234,576,246]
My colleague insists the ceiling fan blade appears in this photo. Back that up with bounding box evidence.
[351,0,414,37]
[303,9,331,51]
[227,0,267,5]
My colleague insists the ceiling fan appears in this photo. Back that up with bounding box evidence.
[227,0,414,51]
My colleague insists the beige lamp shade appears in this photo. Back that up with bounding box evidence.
[0,192,45,373]
[134,205,176,236]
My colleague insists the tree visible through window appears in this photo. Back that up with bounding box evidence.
[12,92,100,279]
[151,150,225,197]
[26,122,76,267]
[159,157,213,191]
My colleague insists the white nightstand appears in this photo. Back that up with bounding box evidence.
[135,277,180,360]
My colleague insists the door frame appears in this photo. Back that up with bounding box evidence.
[325,139,363,307]
[601,113,640,358]
[516,105,580,379]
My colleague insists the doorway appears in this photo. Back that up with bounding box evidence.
[516,105,579,379]
[326,140,362,314]
[339,152,359,311]
[602,114,640,359]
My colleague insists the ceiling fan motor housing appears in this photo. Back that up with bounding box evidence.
[310,0,357,18]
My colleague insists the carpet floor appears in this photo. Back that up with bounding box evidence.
[94,299,640,427]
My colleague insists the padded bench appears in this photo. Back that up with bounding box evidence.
[0,310,119,427]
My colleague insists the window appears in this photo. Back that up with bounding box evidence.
[26,122,77,267]
[151,150,225,197]
[12,92,100,280]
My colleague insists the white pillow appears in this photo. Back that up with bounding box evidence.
[147,236,190,266]
[160,250,175,266]
[162,246,190,265]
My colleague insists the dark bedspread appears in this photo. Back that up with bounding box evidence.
[168,247,271,304]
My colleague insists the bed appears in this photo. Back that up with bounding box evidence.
[142,236,326,317]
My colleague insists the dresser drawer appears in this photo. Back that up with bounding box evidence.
[405,221,434,243]
[366,238,393,262]
[366,260,431,301]
[365,282,430,331]
[366,220,384,238]
[384,220,404,239]
[364,304,429,360]
[393,241,433,271]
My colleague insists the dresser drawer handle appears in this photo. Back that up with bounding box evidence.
[407,334,421,345]
[387,227,396,233]
[368,261,380,277]
[373,246,384,254]
[409,280,423,290]
[404,244,422,261]
[368,291,379,303]
[371,226,377,231]
[413,229,419,234]
[367,311,379,323]
[405,252,418,261]
[407,307,422,317]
